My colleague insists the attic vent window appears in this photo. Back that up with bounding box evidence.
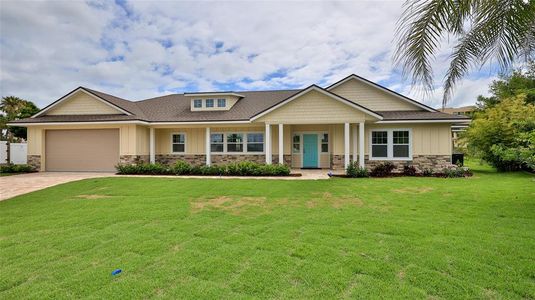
[217,98,226,107]
[193,99,202,108]
[205,99,214,108]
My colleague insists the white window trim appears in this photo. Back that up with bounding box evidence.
[369,128,412,161]
[170,132,187,154]
[210,131,265,155]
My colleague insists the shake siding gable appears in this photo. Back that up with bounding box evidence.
[256,90,376,124]
[46,91,124,115]
[329,78,422,111]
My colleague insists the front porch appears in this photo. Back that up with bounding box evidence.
[143,122,367,170]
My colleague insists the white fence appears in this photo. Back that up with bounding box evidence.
[0,141,27,164]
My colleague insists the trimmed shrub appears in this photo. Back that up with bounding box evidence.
[0,164,35,174]
[173,160,191,175]
[346,162,369,178]
[441,166,473,178]
[115,161,290,176]
[370,162,395,177]
[403,165,417,176]
[115,163,172,175]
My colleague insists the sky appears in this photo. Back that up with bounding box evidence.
[0,0,497,109]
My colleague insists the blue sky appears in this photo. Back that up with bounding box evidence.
[0,0,495,109]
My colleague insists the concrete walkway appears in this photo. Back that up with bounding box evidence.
[0,169,340,201]
[0,172,113,201]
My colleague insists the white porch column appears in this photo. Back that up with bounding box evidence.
[278,123,284,164]
[149,127,155,164]
[344,122,350,169]
[359,122,365,168]
[205,127,211,166]
[352,124,358,163]
[265,123,272,164]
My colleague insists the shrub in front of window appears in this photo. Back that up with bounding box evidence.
[346,162,369,178]
[173,160,191,175]
[116,161,290,176]
[403,165,417,176]
[370,162,395,177]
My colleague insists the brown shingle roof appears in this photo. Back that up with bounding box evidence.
[10,85,469,124]
[379,110,470,120]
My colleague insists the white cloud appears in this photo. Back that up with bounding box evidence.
[0,0,494,108]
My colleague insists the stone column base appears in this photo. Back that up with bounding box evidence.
[272,155,292,166]
[27,155,41,171]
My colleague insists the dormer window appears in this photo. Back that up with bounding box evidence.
[205,99,214,108]
[186,92,243,111]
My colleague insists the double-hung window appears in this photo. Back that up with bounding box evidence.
[371,131,388,158]
[226,133,244,152]
[217,98,226,108]
[370,129,411,160]
[247,133,264,152]
[205,98,214,108]
[172,133,185,153]
[193,99,202,108]
[393,130,410,158]
[210,134,224,152]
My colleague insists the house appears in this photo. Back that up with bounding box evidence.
[439,105,476,117]
[440,106,476,149]
[9,74,470,172]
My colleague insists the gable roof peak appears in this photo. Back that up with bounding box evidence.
[326,73,437,112]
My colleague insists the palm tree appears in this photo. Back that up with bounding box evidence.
[394,0,535,107]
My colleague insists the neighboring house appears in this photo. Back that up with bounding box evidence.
[440,105,476,117]
[440,106,476,149]
[9,74,470,172]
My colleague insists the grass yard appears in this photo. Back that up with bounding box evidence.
[1,162,534,299]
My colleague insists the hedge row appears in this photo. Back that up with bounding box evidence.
[0,164,36,174]
[116,160,291,176]
[346,162,473,178]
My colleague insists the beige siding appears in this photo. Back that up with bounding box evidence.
[257,90,375,124]
[364,123,452,156]
[136,126,150,155]
[330,78,422,111]
[46,91,123,115]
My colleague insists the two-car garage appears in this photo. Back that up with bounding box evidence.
[45,129,120,172]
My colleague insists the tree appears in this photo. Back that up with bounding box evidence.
[394,0,535,107]
[463,94,535,171]
[0,96,39,164]
[476,62,535,109]
[1,96,39,140]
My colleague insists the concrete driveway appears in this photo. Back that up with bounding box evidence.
[0,172,114,201]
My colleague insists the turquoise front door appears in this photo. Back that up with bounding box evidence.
[302,134,318,168]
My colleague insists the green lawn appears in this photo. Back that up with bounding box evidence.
[1,162,534,299]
